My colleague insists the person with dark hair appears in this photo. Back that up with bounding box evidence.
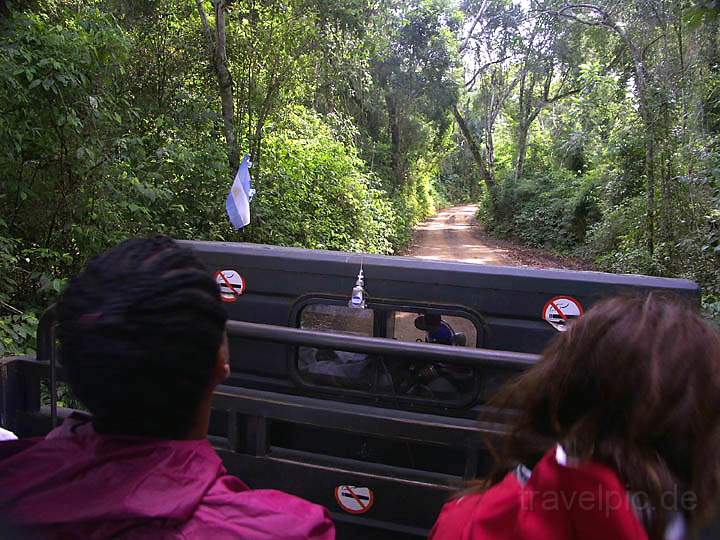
[414,313,455,345]
[0,236,335,539]
[430,294,720,540]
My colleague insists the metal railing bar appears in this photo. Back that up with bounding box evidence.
[49,323,58,428]
[226,321,539,369]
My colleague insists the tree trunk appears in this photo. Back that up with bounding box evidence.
[196,0,239,172]
[515,105,545,182]
[453,105,496,197]
[662,144,673,242]
[645,134,655,256]
[514,68,547,182]
[702,18,720,133]
[515,121,529,182]
[634,60,655,256]
[213,1,239,171]
[386,94,403,184]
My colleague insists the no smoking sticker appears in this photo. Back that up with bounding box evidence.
[542,296,584,332]
[334,485,374,514]
[215,270,245,303]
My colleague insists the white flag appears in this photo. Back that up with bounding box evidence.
[226,155,254,229]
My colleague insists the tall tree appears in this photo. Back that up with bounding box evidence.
[511,14,582,181]
[373,0,460,186]
[455,0,522,197]
[547,2,665,254]
[196,0,238,171]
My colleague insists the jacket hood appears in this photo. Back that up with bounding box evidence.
[0,414,224,528]
[429,448,649,540]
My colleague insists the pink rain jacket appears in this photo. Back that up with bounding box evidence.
[0,415,335,540]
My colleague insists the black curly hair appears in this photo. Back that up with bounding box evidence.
[57,236,227,439]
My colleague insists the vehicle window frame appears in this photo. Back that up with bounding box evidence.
[287,293,487,410]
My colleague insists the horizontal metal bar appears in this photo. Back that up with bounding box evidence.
[218,450,446,533]
[226,320,539,370]
[0,355,39,368]
[212,385,499,447]
[268,446,461,489]
[329,512,428,539]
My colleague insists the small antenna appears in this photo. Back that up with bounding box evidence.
[348,255,366,309]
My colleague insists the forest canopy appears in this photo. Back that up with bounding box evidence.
[1,0,719,355]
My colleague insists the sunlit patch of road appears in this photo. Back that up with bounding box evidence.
[407,205,514,265]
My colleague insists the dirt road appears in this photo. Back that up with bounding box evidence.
[406,205,592,270]
[407,205,513,265]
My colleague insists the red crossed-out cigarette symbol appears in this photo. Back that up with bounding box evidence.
[335,486,374,514]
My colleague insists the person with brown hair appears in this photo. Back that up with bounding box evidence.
[430,294,720,540]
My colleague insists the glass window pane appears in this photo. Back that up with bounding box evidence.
[296,303,478,406]
[300,304,373,336]
[298,304,375,390]
[391,312,477,348]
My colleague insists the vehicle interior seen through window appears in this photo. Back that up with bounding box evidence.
[296,302,482,405]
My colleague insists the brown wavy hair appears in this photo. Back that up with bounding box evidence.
[477,294,720,539]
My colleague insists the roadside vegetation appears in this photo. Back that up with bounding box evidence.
[0,0,461,354]
[1,0,719,356]
[457,1,720,320]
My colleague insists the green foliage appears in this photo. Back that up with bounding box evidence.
[241,107,403,253]
[685,2,720,29]
[0,312,38,357]
[0,221,38,356]
[40,380,82,409]
[0,0,465,359]
[481,170,600,250]
[372,0,460,184]
[0,3,131,306]
[465,0,720,319]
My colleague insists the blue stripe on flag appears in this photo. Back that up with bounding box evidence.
[226,194,246,229]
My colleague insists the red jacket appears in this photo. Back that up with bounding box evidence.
[430,448,648,540]
[0,415,335,539]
